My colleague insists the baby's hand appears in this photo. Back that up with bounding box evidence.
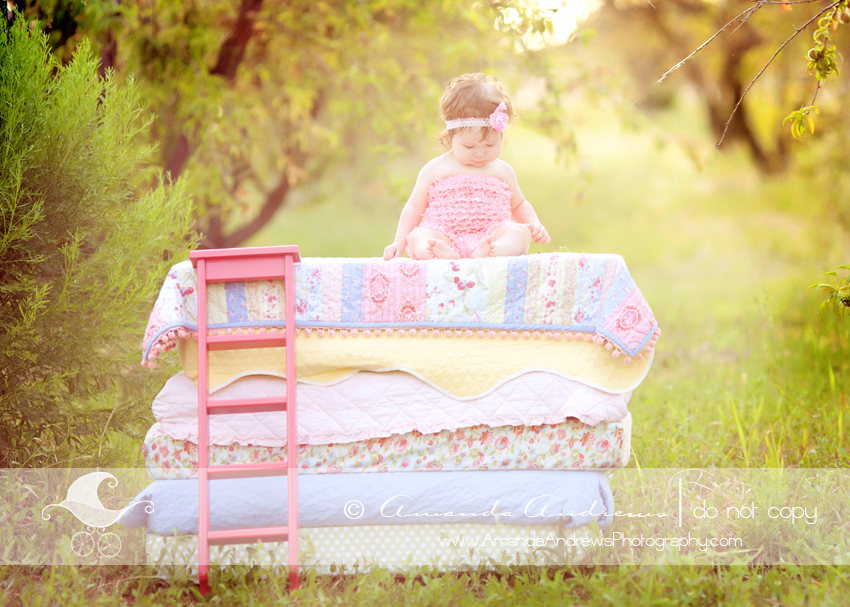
[383,241,405,260]
[524,224,551,244]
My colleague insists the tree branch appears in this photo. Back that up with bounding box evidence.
[164,132,190,182]
[730,1,765,35]
[811,80,821,105]
[755,0,830,4]
[213,178,292,249]
[97,29,117,79]
[658,3,764,83]
[643,6,710,92]
[163,0,263,182]
[200,91,327,248]
[717,0,842,148]
[210,0,264,81]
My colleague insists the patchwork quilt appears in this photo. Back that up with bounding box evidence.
[143,254,660,364]
[153,371,630,447]
[143,413,631,479]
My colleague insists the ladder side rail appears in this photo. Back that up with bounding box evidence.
[285,254,299,589]
[197,259,211,593]
[188,247,300,593]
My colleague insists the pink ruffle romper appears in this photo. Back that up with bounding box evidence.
[413,174,512,258]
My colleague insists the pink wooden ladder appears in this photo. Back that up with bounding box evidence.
[189,246,301,595]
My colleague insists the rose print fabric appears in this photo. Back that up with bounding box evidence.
[143,414,631,480]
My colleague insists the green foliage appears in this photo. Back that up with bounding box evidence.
[782,2,848,140]
[811,265,850,317]
[783,105,819,140]
[793,3,850,296]
[807,6,846,82]
[0,18,195,467]
[16,0,569,248]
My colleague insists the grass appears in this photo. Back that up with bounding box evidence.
[2,563,849,605]
[3,97,849,603]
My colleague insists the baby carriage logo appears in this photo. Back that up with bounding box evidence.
[41,472,153,558]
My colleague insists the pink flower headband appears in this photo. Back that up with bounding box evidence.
[445,102,509,132]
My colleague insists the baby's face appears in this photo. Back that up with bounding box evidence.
[450,128,502,168]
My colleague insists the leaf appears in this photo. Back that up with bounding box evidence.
[783,105,819,140]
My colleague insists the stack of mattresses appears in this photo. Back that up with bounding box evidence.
[124,253,659,571]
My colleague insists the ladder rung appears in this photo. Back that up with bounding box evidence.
[193,247,300,593]
[206,461,289,480]
[208,526,289,546]
[207,396,287,415]
[206,332,286,351]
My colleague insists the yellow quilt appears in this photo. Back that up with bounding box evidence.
[179,332,652,396]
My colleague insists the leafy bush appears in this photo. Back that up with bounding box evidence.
[812,265,850,317]
[0,18,195,467]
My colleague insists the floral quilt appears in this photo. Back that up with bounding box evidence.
[143,414,631,480]
[143,253,659,364]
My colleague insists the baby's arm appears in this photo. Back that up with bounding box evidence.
[502,163,551,244]
[383,160,438,260]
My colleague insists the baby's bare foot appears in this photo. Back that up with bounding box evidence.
[426,239,460,260]
[471,235,495,258]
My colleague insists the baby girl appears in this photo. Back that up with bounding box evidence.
[383,73,550,261]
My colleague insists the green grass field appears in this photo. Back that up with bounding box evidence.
[3,102,848,604]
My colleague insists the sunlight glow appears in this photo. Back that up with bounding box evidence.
[521,0,601,48]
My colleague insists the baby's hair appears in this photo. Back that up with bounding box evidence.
[437,73,514,147]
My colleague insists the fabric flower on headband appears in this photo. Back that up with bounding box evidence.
[445,102,509,132]
[488,102,508,132]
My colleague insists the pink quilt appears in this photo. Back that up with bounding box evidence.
[153,371,630,447]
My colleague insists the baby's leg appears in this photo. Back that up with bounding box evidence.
[408,228,460,260]
[480,223,532,258]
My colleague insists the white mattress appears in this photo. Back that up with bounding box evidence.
[154,371,631,447]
